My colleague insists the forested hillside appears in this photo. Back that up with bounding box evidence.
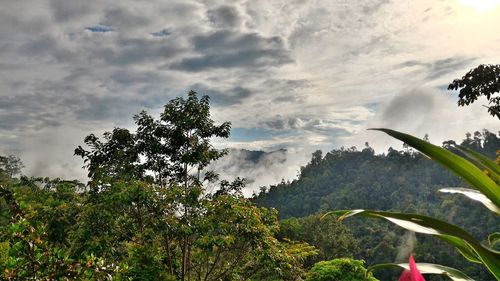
[253,130,500,280]
[1,91,499,280]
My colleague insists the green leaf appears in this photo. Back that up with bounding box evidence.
[456,145,500,179]
[327,209,500,279]
[367,262,474,281]
[439,187,500,214]
[370,128,500,209]
[489,232,500,250]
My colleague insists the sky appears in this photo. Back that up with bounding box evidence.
[0,0,499,193]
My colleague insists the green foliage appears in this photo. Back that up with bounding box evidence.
[3,88,498,280]
[75,90,231,187]
[279,213,360,266]
[371,128,500,208]
[368,262,474,281]
[326,129,500,280]
[0,155,24,178]
[330,209,500,278]
[305,258,379,281]
[253,130,500,280]
[1,91,316,280]
[74,128,142,182]
[0,241,9,262]
[448,64,500,119]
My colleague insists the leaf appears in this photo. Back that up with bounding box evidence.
[326,209,500,279]
[370,128,500,209]
[455,145,500,182]
[489,232,500,250]
[368,262,474,281]
[439,187,500,214]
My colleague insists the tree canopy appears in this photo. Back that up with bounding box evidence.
[448,64,500,119]
[1,91,317,280]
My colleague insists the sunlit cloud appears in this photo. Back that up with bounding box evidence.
[0,0,499,189]
[457,0,500,12]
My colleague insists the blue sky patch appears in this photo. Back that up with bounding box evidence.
[85,24,114,33]
[151,29,171,37]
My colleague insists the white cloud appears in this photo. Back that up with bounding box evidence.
[0,0,499,188]
[340,87,499,152]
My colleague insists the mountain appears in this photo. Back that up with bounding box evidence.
[208,148,307,196]
[252,130,500,280]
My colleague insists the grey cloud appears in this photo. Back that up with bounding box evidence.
[207,5,243,29]
[259,79,311,103]
[399,60,421,68]
[426,57,476,79]
[208,148,307,196]
[103,6,152,31]
[151,29,171,37]
[399,56,476,80]
[380,88,435,127]
[288,1,393,49]
[190,83,254,106]
[50,0,95,22]
[75,93,152,122]
[0,94,65,132]
[114,40,183,65]
[73,85,178,122]
[273,95,301,103]
[0,3,51,35]
[77,35,187,66]
[18,35,58,56]
[263,78,310,89]
[18,35,75,62]
[347,35,391,58]
[85,25,114,33]
[0,112,60,131]
[265,116,303,130]
[171,30,292,71]
[75,95,128,121]
[0,18,48,39]
[109,69,162,86]
[1,0,497,185]
[264,116,354,137]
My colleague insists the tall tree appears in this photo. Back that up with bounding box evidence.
[72,91,312,280]
[75,91,232,279]
[76,91,231,187]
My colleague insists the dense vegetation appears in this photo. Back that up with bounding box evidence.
[0,64,499,280]
[254,131,500,280]
[0,92,320,280]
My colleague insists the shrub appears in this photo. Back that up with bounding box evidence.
[306,258,379,281]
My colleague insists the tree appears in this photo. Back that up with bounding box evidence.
[75,91,232,279]
[133,91,231,187]
[0,155,24,178]
[76,91,231,187]
[73,91,312,280]
[310,150,323,166]
[305,258,379,281]
[279,213,360,266]
[448,64,500,119]
[74,128,142,185]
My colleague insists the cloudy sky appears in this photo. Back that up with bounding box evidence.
[1,0,499,191]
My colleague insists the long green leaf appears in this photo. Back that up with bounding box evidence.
[326,209,500,279]
[439,187,500,214]
[370,128,500,209]
[367,262,474,281]
[489,232,500,249]
[437,234,482,263]
[455,145,500,183]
